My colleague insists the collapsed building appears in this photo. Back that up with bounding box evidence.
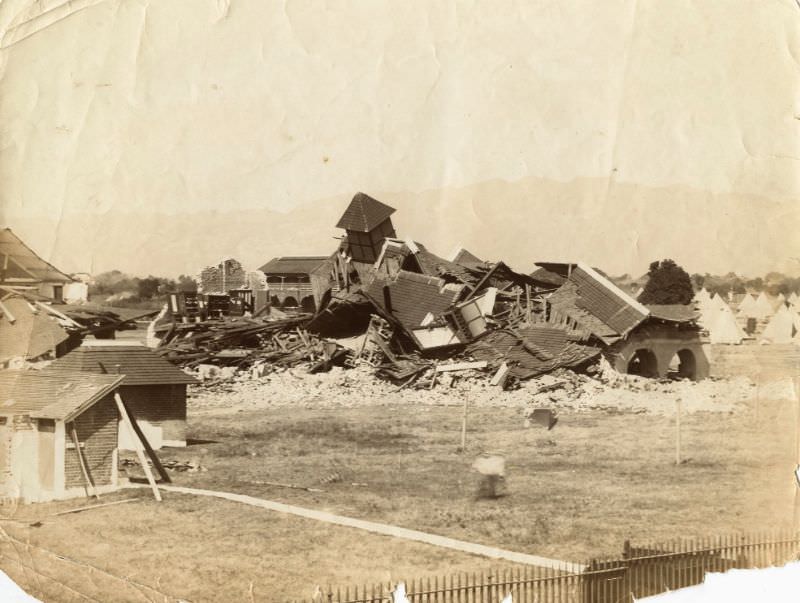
[146,192,709,384]
[0,228,87,303]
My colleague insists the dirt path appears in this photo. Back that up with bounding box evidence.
[131,484,586,572]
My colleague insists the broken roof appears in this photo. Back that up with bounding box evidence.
[450,248,484,269]
[645,304,699,323]
[0,228,73,284]
[547,262,650,343]
[259,256,331,275]
[469,324,600,380]
[0,296,74,363]
[44,343,197,386]
[364,270,463,334]
[335,193,396,233]
[0,371,123,420]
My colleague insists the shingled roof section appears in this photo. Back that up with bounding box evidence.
[413,244,477,284]
[0,296,73,362]
[645,304,699,323]
[0,371,123,421]
[0,228,73,284]
[259,256,331,275]
[451,248,484,269]
[44,344,197,386]
[364,270,463,332]
[335,193,396,233]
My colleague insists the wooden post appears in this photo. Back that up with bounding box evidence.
[69,424,97,499]
[755,372,761,420]
[115,394,161,501]
[117,397,171,484]
[794,377,800,532]
[675,398,682,466]
[460,397,468,452]
[525,284,532,324]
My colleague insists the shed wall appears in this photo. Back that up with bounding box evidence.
[118,384,187,446]
[64,395,118,489]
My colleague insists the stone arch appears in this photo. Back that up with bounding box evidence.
[300,296,316,313]
[667,348,697,381]
[627,348,659,378]
[270,295,281,308]
[282,296,299,309]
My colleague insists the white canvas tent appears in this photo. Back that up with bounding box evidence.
[694,288,711,305]
[760,305,800,344]
[789,291,799,305]
[705,304,747,344]
[736,293,756,316]
[747,292,775,320]
[771,292,786,311]
[708,293,728,312]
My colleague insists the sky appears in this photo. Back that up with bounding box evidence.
[0,0,798,277]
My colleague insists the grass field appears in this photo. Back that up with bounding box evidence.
[1,384,796,602]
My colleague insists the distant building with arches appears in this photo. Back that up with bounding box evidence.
[259,256,336,314]
[543,262,709,380]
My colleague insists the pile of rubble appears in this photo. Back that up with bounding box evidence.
[188,359,764,417]
[152,313,351,373]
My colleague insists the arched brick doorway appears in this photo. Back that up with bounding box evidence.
[667,348,697,381]
[627,348,659,378]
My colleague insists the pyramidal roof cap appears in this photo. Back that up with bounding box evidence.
[335,193,396,233]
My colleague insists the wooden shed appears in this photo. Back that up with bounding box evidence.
[0,371,124,503]
[44,341,197,449]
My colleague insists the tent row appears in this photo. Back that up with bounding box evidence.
[695,290,800,344]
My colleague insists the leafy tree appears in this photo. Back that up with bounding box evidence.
[137,276,163,299]
[177,275,198,292]
[638,259,695,305]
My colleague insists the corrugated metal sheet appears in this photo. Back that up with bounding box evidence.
[335,193,396,233]
[44,346,197,386]
[0,371,123,420]
[0,228,73,283]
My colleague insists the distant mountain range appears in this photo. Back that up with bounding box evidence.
[4,176,798,279]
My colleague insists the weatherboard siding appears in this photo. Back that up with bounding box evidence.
[119,384,187,444]
[64,395,118,489]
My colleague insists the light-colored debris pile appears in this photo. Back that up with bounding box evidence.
[188,359,765,417]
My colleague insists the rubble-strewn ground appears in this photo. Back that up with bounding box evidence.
[189,361,763,416]
[4,345,798,602]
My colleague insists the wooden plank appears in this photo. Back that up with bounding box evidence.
[34,301,82,327]
[68,423,97,499]
[115,394,161,501]
[490,362,510,387]
[118,397,171,484]
[436,361,488,373]
[0,299,15,324]
[52,498,136,517]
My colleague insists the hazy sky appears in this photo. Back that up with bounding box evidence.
[0,0,798,276]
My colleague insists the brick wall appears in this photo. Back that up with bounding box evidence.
[199,259,248,293]
[64,394,118,489]
[119,384,186,443]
